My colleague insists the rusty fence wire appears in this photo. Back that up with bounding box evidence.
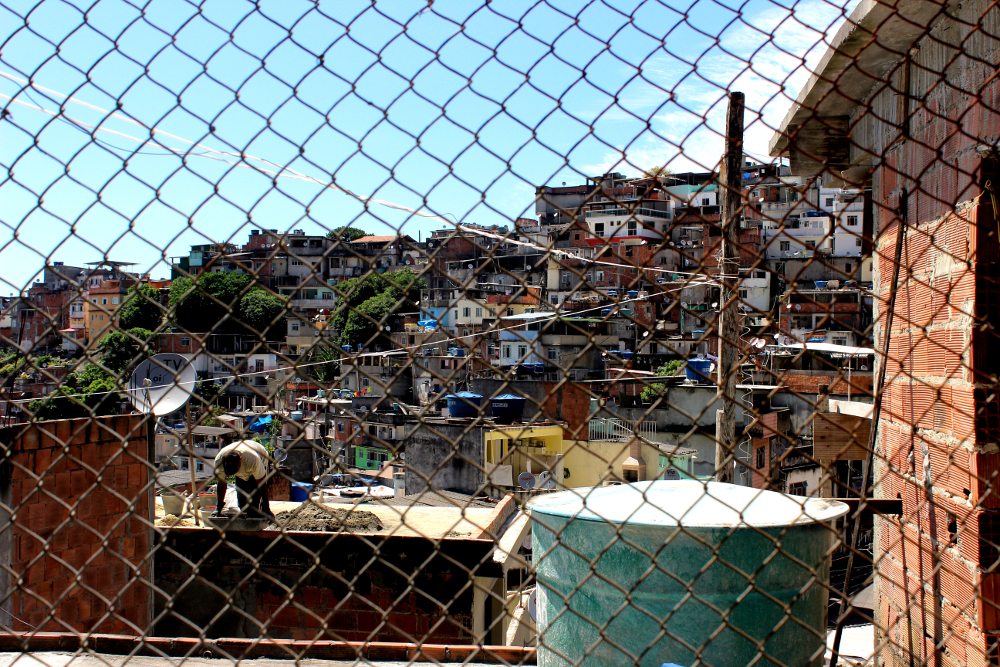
[0,0,995,666]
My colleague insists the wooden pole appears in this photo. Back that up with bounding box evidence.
[716,91,745,485]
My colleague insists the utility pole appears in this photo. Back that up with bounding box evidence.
[715,91,744,485]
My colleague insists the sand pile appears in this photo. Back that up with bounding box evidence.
[274,503,384,533]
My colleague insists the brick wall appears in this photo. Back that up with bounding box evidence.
[0,415,151,634]
[154,530,498,643]
[867,6,1000,662]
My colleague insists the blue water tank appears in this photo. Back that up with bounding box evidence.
[342,345,352,352]
[446,391,483,418]
[290,482,312,502]
[627,290,639,298]
[491,393,526,423]
[685,358,713,382]
[601,308,612,317]
[814,280,827,289]
[623,350,634,360]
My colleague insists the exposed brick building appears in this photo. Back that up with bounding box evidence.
[770,0,1000,664]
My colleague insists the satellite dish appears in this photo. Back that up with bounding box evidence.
[794,303,802,311]
[664,468,681,481]
[537,471,556,490]
[274,447,288,463]
[518,471,536,490]
[127,353,196,415]
[755,338,766,349]
[680,302,687,308]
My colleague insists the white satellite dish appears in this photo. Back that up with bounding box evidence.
[127,353,196,415]
[518,471,536,490]
[274,447,288,463]
[537,471,556,490]
[755,338,766,349]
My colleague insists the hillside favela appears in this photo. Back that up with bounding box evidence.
[0,1,994,667]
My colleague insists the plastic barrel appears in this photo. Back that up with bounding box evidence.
[684,358,713,382]
[445,392,483,418]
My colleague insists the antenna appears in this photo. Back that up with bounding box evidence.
[127,353,196,416]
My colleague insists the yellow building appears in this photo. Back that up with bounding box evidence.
[485,424,698,490]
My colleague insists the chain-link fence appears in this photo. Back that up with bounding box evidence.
[0,0,994,665]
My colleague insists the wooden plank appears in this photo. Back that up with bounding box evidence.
[814,413,870,460]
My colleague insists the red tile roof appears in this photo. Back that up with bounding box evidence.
[351,235,396,243]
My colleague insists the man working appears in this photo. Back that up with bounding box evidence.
[214,439,274,521]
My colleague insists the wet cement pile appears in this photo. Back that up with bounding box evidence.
[273,503,384,533]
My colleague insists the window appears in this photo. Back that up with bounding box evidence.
[503,346,511,358]
[180,459,189,471]
[847,215,858,226]
[550,296,559,305]
[856,238,863,247]
[627,220,637,234]
[597,271,604,282]
[788,482,807,496]
[196,461,204,472]
[595,223,605,237]
[338,421,345,432]
[805,240,816,249]
[702,197,710,206]
[756,446,765,469]
[362,377,369,388]
[322,292,332,300]
[739,289,748,299]
[290,321,299,332]
[463,307,470,318]
[833,337,847,346]
[101,298,108,305]
[574,233,580,240]
[290,259,303,266]
[662,223,669,232]
[92,298,97,304]
[518,345,527,357]
[111,296,119,305]
[845,263,852,273]
[755,271,765,279]
[475,307,482,317]
[181,337,190,346]
[506,308,514,316]
[780,241,790,251]
[548,348,558,361]
[825,197,834,207]
[454,310,459,321]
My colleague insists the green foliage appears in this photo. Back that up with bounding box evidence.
[640,359,686,404]
[169,272,255,333]
[326,226,369,242]
[119,284,164,331]
[96,328,155,375]
[28,363,120,421]
[306,345,341,382]
[331,267,426,348]
[339,290,400,348]
[239,288,287,337]
[170,272,286,336]
[201,405,226,427]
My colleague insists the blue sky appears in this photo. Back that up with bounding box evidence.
[0,0,856,292]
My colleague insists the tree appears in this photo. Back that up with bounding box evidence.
[239,289,287,338]
[305,344,340,383]
[640,359,686,404]
[96,327,156,375]
[326,226,370,243]
[169,272,255,333]
[643,165,674,180]
[340,290,399,348]
[28,363,121,421]
[119,284,164,331]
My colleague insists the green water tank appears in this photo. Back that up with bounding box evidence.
[528,481,848,667]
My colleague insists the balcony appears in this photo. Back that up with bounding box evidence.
[585,207,672,219]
